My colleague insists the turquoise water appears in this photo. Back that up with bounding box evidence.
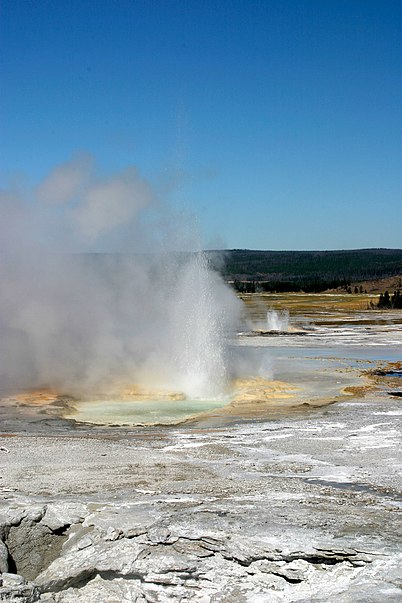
[64,397,229,426]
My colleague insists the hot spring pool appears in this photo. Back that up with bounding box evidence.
[63,397,230,426]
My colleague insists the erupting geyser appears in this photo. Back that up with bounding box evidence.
[168,252,237,399]
[0,153,243,408]
[266,309,289,332]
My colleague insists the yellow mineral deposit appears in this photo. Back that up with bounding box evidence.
[119,385,186,402]
[13,390,59,406]
[232,377,297,405]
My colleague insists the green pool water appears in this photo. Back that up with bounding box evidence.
[64,397,230,426]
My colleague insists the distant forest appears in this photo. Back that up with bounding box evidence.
[207,248,402,293]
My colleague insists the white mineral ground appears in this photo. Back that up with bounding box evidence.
[0,296,401,602]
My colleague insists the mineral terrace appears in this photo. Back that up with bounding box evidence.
[0,380,401,602]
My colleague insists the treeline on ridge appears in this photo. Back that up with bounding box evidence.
[231,278,356,294]
[206,248,402,293]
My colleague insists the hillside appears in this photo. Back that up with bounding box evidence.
[207,248,402,293]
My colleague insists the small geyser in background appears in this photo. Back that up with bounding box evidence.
[266,309,289,332]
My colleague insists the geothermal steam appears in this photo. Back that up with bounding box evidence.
[0,153,241,398]
[266,309,289,332]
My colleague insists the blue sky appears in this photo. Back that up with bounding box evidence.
[1,0,401,250]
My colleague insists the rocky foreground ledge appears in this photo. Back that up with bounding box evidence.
[0,392,401,602]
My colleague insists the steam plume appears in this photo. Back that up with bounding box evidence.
[0,153,242,397]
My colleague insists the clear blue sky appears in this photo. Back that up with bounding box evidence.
[1,0,401,250]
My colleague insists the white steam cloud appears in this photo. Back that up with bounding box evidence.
[0,153,242,398]
[36,153,94,206]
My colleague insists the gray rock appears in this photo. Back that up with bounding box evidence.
[134,543,198,576]
[38,575,151,602]
[256,559,306,582]
[0,539,8,573]
[59,524,97,555]
[6,518,67,581]
[35,538,147,592]
[0,507,25,536]
[25,506,46,524]
[1,573,25,586]
[41,503,86,532]
[82,504,161,539]
[0,573,40,602]
[221,536,279,565]
[76,535,94,551]
[104,526,122,541]
[147,525,172,544]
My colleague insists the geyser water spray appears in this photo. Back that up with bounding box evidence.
[266,309,289,331]
[169,252,239,399]
[0,154,243,399]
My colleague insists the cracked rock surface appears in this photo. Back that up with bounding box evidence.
[0,391,401,601]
